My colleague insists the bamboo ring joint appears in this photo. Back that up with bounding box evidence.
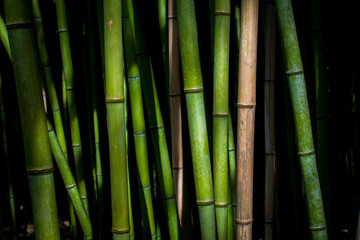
[285,70,304,76]
[27,167,54,174]
[168,15,177,19]
[105,97,125,103]
[237,103,256,108]
[162,195,176,200]
[80,195,88,200]
[150,125,164,130]
[184,87,204,93]
[265,218,273,224]
[214,11,231,16]
[72,143,82,148]
[169,92,181,97]
[57,28,69,33]
[128,76,140,81]
[134,132,146,136]
[309,225,327,231]
[196,199,215,206]
[235,218,253,225]
[297,149,315,157]
[212,113,229,117]
[112,228,131,234]
[6,22,32,29]
[66,183,77,190]
[215,202,228,208]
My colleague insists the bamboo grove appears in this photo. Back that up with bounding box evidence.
[0,0,359,239]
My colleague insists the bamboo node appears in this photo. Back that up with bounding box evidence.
[72,144,82,148]
[168,15,177,19]
[235,218,253,225]
[53,108,61,113]
[215,202,229,208]
[265,152,275,156]
[297,149,315,157]
[27,167,54,174]
[139,185,151,189]
[212,113,229,117]
[105,97,125,103]
[134,132,146,136]
[172,165,183,169]
[228,148,235,152]
[285,70,304,76]
[66,87,74,90]
[80,195,88,200]
[237,103,256,108]
[169,92,181,97]
[196,200,215,206]
[214,10,231,16]
[265,218,273,224]
[66,183,77,190]
[128,76,140,81]
[33,16,42,19]
[162,195,176,200]
[112,228,131,234]
[150,125,164,130]
[130,235,135,239]
[6,22,32,29]
[57,28,69,33]
[184,87,204,93]
[309,225,327,231]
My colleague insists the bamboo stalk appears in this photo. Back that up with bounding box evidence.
[0,71,17,240]
[104,0,130,238]
[128,0,180,239]
[177,0,216,239]
[4,0,60,238]
[0,15,11,59]
[47,120,93,239]
[55,0,89,212]
[264,0,276,239]
[276,0,328,238]
[310,0,331,234]
[84,1,105,236]
[122,2,156,238]
[168,0,184,228]
[228,111,236,236]
[236,0,258,239]
[213,0,230,238]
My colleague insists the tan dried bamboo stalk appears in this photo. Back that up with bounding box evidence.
[264,0,276,239]
[168,0,183,227]
[236,0,259,239]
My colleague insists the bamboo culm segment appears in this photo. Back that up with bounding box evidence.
[264,1,276,239]
[276,0,328,239]
[213,0,230,238]
[228,110,236,235]
[4,0,60,238]
[55,0,89,213]
[122,2,156,238]
[104,0,130,238]
[47,121,93,240]
[177,0,216,239]
[128,0,180,238]
[168,0,184,228]
[0,15,11,59]
[236,0,258,239]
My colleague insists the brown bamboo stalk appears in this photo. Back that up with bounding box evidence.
[168,0,183,227]
[236,0,259,239]
[264,0,276,239]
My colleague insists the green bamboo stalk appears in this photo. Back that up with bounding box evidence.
[104,0,130,238]
[228,111,236,236]
[213,0,230,238]
[167,0,184,229]
[47,120,93,239]
[227,178,234,240]
[310,0,331,234]
[177,0,216,239]
[236,0,258,239]
[55,0,89,213]
[122,2,156,239]
[128,1,180,239]
[264,1,276,239]
[85,0,105,237]
[0,71,17,240]
[276,0,328,238]
[0,15,11,59]
[4,0,60,238]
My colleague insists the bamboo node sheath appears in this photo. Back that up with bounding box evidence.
[215,202,229,208]
[212,113,229,117]
[57,28,69,33]
[128,76,140,81]
[168,15,177,19]
[6,22,32,29]
[27,168,54,174]
[66,183,77,190]
[237,103,256,108]
[133,132,146,136]
[81,195,88,200]
[183,87,204,93]
[169,93,181,97]
[309,225,327,231]
[105,97,125,103]
[265,219,273,224]
[196,200,215,206]
[111,228,131,234]
[265,152,275,156]
[162,195,176,200]
[297,149,316,157]
[149,125,165,130]
[214,10,231,16]
[285,70,304,76]
[235,218,253,225]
